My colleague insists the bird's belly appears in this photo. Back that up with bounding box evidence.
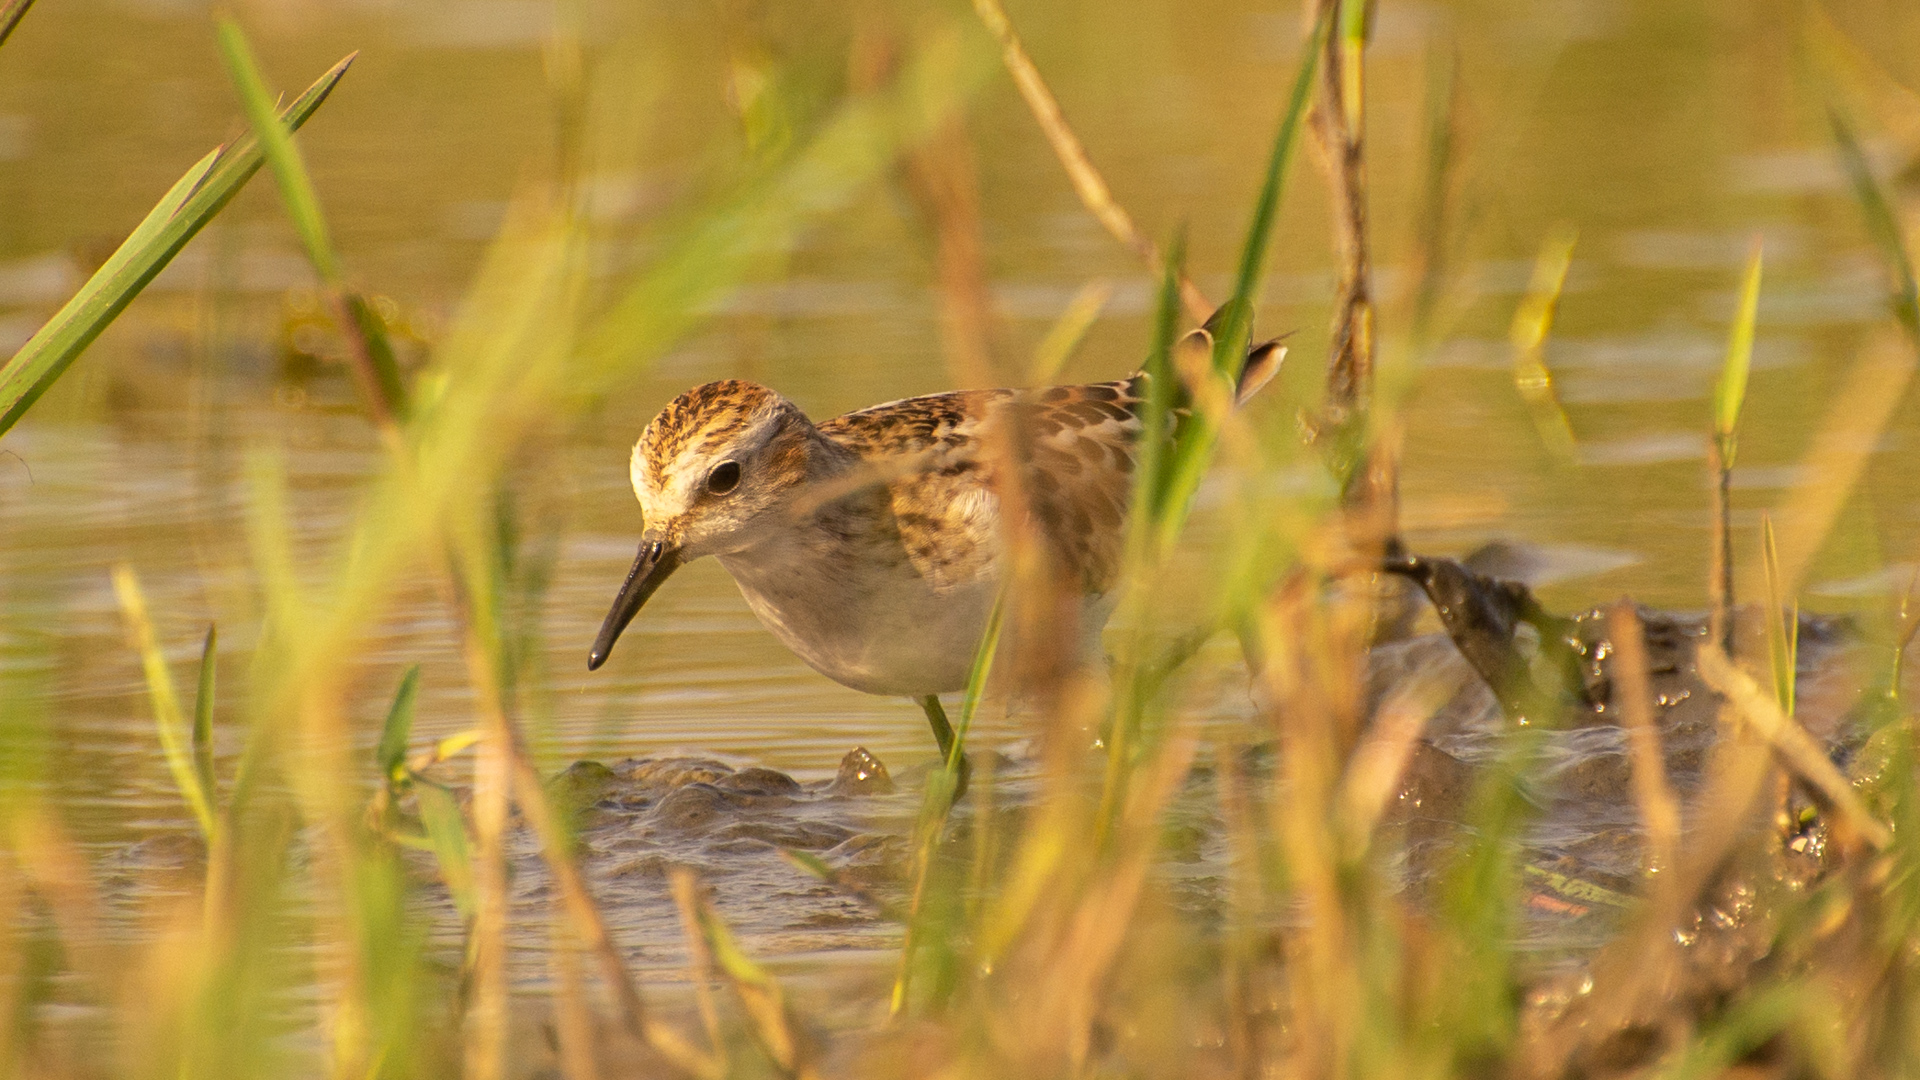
[719,557,995,697]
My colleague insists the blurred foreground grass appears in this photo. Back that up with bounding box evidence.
[11,2,1920,1079]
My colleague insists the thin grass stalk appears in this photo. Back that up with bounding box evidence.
[1604,602,1683,876]
[968,0,1209,320]
[191,625,217,809]
[891,592,1003,1016]
[1710,241,1762,653]
[1313,0,1375,431]
[1760,515,1797,715]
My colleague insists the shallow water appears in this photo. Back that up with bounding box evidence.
[3,0,1920,1003]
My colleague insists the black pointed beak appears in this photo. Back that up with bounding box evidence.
[588,537,683,671]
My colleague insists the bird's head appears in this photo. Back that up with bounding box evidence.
[589,379,819,670]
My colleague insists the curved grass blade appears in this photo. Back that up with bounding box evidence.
[0,52,353,438]
[192,624,217,809]
[109,565,215,838]
[376,665,422,784]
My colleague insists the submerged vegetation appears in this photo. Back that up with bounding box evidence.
[8,1,1920,1078]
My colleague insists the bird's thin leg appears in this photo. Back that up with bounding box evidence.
[920,694,956,759]
[917,694,970,800]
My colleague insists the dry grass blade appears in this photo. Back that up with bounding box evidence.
[968,0,1209,319]
[109,565,216,838]
[1604,602,1682,876]
[1509,226,1579,462]
[1694,646,1889,850]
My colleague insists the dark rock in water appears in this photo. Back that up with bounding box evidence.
[548,760,617,804]
[715,766,803,797]
[615,757,737,791]
[829,746,895,796]
[651,781,771,833]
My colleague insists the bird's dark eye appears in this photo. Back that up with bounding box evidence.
[706,461,742,495]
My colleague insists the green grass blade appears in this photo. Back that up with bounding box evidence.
[376,665,422,783]
[0,0,35,50]
[1715,240,1763,467]
[1831,106,1920,344]
[1148,11,1326,545]
[1208,5,1331,380]
[414,780,476,921]
[1509,227,1579,462]
[216,17,341,283]
[110,565,215,838]
[1136,228,1187,524]
[0,52,353,439]
[948,592,1005,779]
[192,624,217,811]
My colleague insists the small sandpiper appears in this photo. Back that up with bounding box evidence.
[588,327,1281,778]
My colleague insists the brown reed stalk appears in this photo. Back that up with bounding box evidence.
[1707,436,1734,653]
[1312,0,1374,427]
[1603,602,1683,876]
[968,0,1210,320]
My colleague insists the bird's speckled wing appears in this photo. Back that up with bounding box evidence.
[819,377,1145,595]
